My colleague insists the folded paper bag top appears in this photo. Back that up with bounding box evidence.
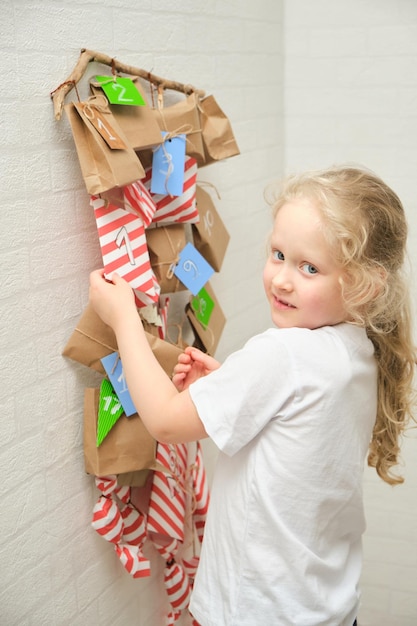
[62,302,183,375]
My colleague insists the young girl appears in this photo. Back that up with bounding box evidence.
[89,165,416,626]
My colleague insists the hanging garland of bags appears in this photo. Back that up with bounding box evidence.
[53,48,239,626]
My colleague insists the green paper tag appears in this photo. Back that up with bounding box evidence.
[96,379,124,447]
[95,75,146,106]
[191,287,215,326]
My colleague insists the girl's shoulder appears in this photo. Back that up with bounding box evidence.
[250,323,374,364]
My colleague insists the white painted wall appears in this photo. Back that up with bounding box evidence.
[1,0,416,624]
[284,2,417,624]
[0,1,282,624]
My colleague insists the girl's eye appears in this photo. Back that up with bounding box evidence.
[272,250,285,261]
[302,263,318,275]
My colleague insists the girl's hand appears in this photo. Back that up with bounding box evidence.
[172,346,221,391]
[89,269,136,331]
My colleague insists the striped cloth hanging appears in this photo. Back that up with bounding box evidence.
[91,196,157,302]
[147,443,188,541]
[141,157,199,225]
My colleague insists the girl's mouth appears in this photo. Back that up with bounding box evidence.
[273,295,296,310]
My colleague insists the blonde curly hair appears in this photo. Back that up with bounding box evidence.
[269,165,416,485]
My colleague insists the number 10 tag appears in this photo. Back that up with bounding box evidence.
[173,242,215,295]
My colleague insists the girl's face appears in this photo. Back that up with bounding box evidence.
[263,197,348,330]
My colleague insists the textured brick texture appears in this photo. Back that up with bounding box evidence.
[1,1,416,624]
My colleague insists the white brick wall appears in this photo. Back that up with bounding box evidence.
[2,0,416,624]
[284,1,417,624]
[0,1,282,624]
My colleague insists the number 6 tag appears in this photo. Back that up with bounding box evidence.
[173,242,215,295]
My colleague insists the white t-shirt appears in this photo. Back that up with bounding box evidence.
[188,324,377,626]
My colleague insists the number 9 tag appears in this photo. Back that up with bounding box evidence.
[173,242,215,295]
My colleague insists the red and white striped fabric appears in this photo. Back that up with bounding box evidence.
[123,178,157,227]
[92,496,124,544]
[147,443,188,541]
[91,196,156,300]
[120,504,147,546]
[164,561,192,611]
[142,157,199,224]
[95,475,118,497]
[152,537,180,562]
[165,610,182,626]
[134,270,160,308]
[115,543,151,578]
[95,475,130,504]
[181,555,200,580]
[192,442,209,543]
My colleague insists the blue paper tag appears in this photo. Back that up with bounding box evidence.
[151,132,186,196]
[100,352,136,417]
[173,242,215,295]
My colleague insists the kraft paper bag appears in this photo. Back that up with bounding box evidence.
[62,303,183,375]
[186,281,226,356]
[116,470,150,487]
[65,99,145,194]
[90,82,163,151]
[153,92,205,166]
[146,225,188,294]
[83,387,158,476]
[198,94,240,164]
[192,185,230,272]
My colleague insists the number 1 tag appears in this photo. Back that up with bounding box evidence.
[173,242,215,295]
[75,101,127,149]
[95,75,146,106]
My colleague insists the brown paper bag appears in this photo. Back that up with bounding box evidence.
[116,470,150,487]
[198,95,240,164]
[146,225,188,294]
[186,281,226,355]
[84,387,158,476]
[62,303,183,375]
[153,92,205,165]
[90,82,163,151]
[65,100,145,194]
[192,185,230,271]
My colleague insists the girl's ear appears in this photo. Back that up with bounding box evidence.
[342,264,387,310]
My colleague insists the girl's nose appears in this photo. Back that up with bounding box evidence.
[272,266,293,291]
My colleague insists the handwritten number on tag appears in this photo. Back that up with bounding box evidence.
[96,117,118,143]
[111,81,134,103]
[117,368,128,393]
[203,210,214,236]
[115,226,135,265]
[183,259,199,278]
[103,394,122,415]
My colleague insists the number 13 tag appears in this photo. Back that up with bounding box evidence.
[173,242,215,295]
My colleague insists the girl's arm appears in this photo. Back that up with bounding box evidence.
[89,269,208,444]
